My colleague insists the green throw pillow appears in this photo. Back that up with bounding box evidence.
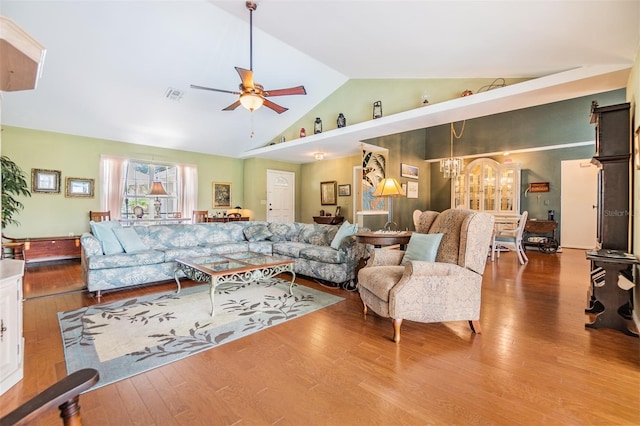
[112,227,148,253]
[89,220,124,255]
[400,233,444,265]
[330,220,358,250]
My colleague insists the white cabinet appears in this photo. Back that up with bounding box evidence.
[451,158,521,218]
[0,259,25,396]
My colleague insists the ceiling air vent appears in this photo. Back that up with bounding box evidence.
[164,87,183,101]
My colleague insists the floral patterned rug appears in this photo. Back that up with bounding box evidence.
[58,278,343,390]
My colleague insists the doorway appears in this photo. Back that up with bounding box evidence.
[266,170,295,223]
[561,159,598,248]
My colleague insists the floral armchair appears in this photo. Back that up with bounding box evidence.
[357,208,495,342]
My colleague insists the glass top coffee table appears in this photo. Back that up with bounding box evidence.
[174,252,296,316]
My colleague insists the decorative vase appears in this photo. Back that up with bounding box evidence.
[373,101,382,119]
[300,128,306,138]
[314,118,322,134]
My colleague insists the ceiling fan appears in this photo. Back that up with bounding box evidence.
[191,1,306,114]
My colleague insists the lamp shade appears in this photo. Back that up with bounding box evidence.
[239,93,264,111]
[373,178,405,197]
[148,181,168,196]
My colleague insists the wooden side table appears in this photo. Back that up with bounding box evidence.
[313,216,344,225]
[356,231,412,250]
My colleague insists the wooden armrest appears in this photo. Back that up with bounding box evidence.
[1,368,99,426]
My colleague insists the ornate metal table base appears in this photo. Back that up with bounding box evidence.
[174,261,295,317]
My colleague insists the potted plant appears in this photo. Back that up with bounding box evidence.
[1,155,31,229]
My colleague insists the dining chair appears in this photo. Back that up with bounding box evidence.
[89,211,111,222]
[491,211,529,265]
[192,210,208,223]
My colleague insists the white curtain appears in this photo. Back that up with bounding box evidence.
[178,164,198,221]
[99,155,128,219]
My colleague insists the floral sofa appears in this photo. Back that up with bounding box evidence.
[81,221,369,297]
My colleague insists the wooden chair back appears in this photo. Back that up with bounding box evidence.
[192,210,208,223]
[89,211,111,222]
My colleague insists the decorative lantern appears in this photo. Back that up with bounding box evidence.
[300,128,306,138]
[373,101,382,119]
[337,113,346,128]
[314,117,322,134]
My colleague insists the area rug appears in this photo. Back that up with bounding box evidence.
[58,278,343,390]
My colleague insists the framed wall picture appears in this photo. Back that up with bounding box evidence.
[401,163,419,179]
[407,181,419,198]
[320,181,337,205]
[212,182,232,208]
[338,184,351,196]
[65,177,95,198]
[31,168,61,194]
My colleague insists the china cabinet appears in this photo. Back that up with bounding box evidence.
[452,158,521,219]
[0,259,25,395]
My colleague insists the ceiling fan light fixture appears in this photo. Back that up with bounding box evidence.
[239,93,263,111]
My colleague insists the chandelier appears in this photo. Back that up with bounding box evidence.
[440,121,465,178]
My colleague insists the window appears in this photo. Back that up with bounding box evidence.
[122,161,179,219]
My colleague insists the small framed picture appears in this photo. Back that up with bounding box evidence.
[407,181,419,199]
[65,177,95,198]
[401,163,419,179]
[320,181,337,205]
[31,168,61,194]
[213,182,232,208]
[338,184,351,196]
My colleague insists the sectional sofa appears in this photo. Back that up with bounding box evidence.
[81,220,369,297]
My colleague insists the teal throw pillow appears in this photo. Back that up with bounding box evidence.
[89,220,124,255]
[112,227,148,253]
[400,233,444,265]
[330,220,358,250]
[243,224,273,242]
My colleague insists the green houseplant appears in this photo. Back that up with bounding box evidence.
[1,155,31,229]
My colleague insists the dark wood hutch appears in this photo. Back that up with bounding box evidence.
[586,101,637,337]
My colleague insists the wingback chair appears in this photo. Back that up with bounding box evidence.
[358,208,495,342]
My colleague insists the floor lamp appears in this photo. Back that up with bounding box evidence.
[148,181,168,219]
[373,177,406,231]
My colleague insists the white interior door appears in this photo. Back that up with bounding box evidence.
[561,159,598,248]
[266,170,295,223]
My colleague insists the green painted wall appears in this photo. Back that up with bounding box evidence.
[300,155,359,224]
[423,89,627,243]
[242,157,301,221]
[362,129,430,231]
[1,126,244,237]
[274,78,528,145]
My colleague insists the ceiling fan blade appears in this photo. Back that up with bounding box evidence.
[235,67,254,90]
[264,86,307,97]
[263,99,288,114]
[191,84,240,95]
[222,100,242,111]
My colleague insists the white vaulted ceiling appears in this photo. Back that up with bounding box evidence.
[1,1,638,163]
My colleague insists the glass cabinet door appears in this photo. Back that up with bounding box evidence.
[452,173,466,209]
[483,164,497,211]
[499,167,516,213]
[468,163,482,211]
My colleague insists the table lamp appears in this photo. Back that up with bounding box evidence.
[148,181,168,219]
[373,177,406,231]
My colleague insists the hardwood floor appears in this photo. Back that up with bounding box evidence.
[1,249,639,425]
